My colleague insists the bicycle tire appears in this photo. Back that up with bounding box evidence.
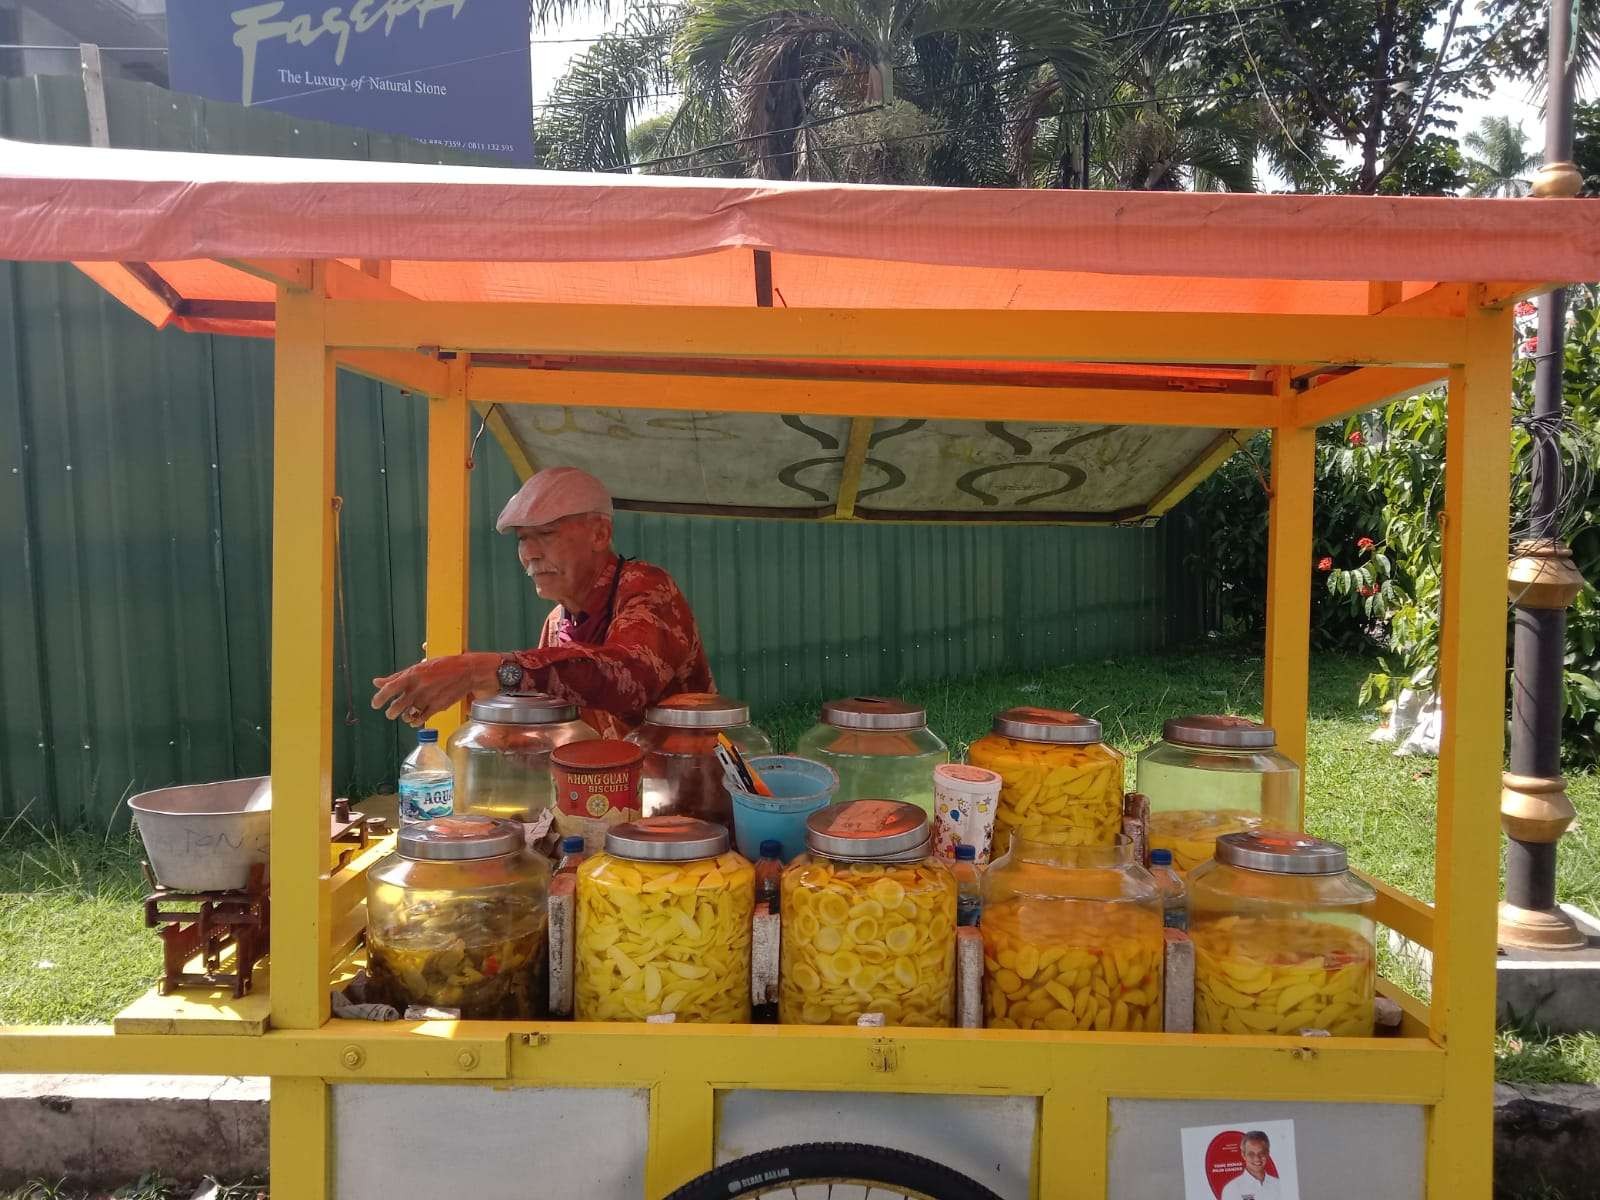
[665,1141,1007,1200]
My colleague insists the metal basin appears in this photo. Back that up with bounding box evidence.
[128,776,271,892]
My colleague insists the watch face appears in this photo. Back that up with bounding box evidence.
[497,662,522,690]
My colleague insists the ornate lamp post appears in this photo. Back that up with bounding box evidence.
[1499,0,1589,950]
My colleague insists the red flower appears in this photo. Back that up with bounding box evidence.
[1348,429,1365,446]
[1359,584,1378,597]
[1357,536,1375,552]
[1317,556,1334,572]
[1522,337,1539,353]
[1515,300,1538,318]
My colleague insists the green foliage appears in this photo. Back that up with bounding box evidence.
[1175,429,1392,651]
[1356,293,1600,762]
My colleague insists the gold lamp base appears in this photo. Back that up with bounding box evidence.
[1499,901,1588,951]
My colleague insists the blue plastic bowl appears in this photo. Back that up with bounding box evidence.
[730,755,839,862]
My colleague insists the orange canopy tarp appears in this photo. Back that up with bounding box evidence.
[2,137,1598,339]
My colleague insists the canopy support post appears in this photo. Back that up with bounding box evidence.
[1426,310,1513,1197]
[426,355,473,738]
[268,274,338,1199]
[1262,371,1314,780]
[269,271,336,1038]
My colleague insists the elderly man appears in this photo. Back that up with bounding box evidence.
[372,467,713,737]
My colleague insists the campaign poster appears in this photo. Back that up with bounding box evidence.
[1180,1118,1301,1200]
[166,0,533,162]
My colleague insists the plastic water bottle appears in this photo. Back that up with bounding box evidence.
[1149,848,1187,931]
[953,843,982,926]
[754,840,784,913]
[398,728,454,824]
[556,835,588,876]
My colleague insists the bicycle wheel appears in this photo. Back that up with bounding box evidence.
[666,1141,1006,1200]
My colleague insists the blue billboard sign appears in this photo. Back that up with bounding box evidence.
[167,0,533,163]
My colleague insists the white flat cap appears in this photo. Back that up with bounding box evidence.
[496,467,613,533]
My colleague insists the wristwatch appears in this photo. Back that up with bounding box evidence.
[496,657,525,691]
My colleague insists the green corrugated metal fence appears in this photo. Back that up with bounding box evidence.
[0,75,1207,829]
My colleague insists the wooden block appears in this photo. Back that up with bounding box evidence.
[956,926,985,1029]
[1163,927,1194,1034]
[1122,792,1151,866]
[548,874,575,1019]
[751,903,780,1006]
[113,982,272,1037]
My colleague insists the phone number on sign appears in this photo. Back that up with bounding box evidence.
[426,138,519,153]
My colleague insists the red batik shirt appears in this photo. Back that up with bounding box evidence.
[509,556,714,738]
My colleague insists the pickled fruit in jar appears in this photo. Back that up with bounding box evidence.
[1147,809,1264,876]
[980,899,1163,1032]
[779,857,957,1027]
[575,851,754,1022]
[967,736,1123,853]
[368,894,546,1018]
[1192,915,1375,1037]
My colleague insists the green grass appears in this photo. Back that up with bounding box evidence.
[0,1178,264,1200]
[0,823,162,1025]
[2,646,1596,1085]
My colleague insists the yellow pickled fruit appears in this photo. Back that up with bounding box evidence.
[1192,915,1374,1037]
[968,735,1124,853]
[980,899,1163,1034]
[574,851,754,1023]
[780,856,956,1028]
[1147,809,1263,876]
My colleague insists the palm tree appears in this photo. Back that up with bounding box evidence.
[1012,1,1262,191]
[671,0,1105,182]
[534,9,678,172]
[1462,115,1537,197]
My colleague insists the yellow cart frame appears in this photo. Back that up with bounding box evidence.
[1,259,1520,1198]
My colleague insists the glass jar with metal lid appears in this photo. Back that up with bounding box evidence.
[981,834,1163,1032]
[1136,715,1302,877]
[574,815,754,1022]
[366,815,549,1018]
[778,800,958,1027]
[626,693,773,830]
[1188,831,1376,1037]
[793,697,950,815]
[966,707,1125,856]
[446,694,598,822]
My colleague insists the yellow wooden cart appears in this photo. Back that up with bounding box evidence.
[2,138,1596,1198]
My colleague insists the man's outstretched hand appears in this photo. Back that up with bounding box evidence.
[372,652,503,725]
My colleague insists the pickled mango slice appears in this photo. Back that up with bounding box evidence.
[367,892,546,1020]
[967,736,1125,855]
[980,898,1163,1033]
[1147,809,1264,876]
[779,856,957,1028]
[574,850,754,1023]
[1191,915,1374,1037]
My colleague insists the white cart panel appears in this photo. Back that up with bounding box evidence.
[715,1090,1038,1200]
[1107,1098,1425,1199]
[332,1083,649,1199]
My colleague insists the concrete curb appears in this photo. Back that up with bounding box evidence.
[0,1075,267,1188]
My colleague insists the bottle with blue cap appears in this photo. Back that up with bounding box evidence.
[1148,847,1187,930]
[953,842,983,926]
[399,728,455,824]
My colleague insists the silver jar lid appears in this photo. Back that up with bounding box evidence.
[819,697,927,731]
[806,800,931,862]
[1163,714,1277,750]
[605,815,729,861]
[991,707,1102,744]
[398,815,523,861]
[1216,830,1348,875]
[644,692,752,729]
[469,693,580,725]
